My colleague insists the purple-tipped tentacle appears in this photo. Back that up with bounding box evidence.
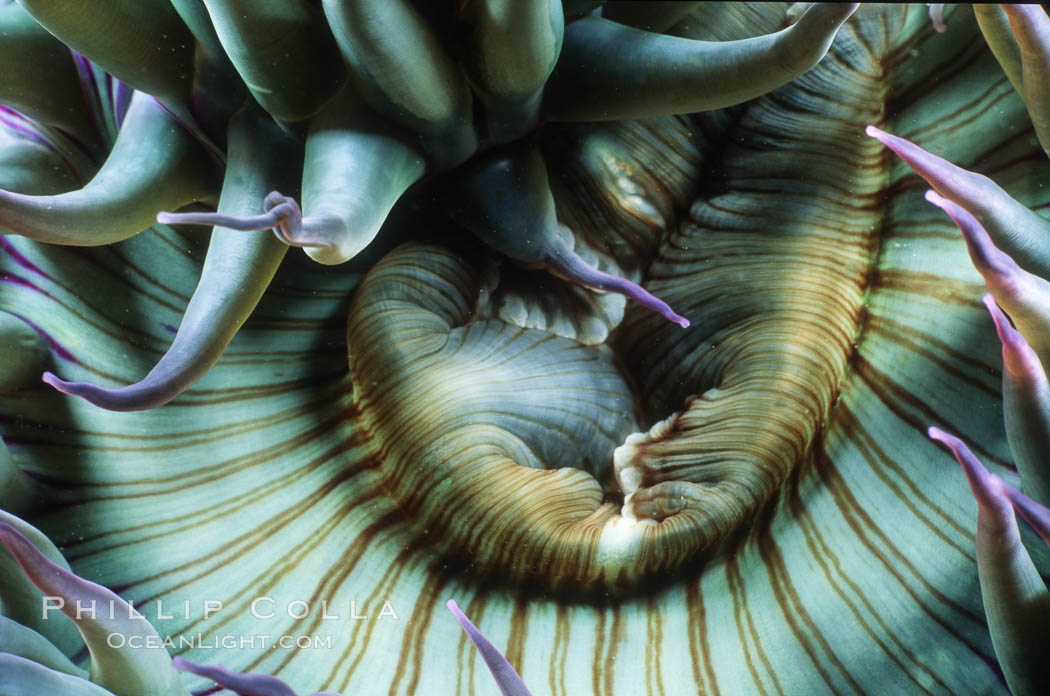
[446,600,533,696]
[928,4,946,33]
[924,190,1021,284]
[546,240,689,328]
[1003,4,1050,156]
[41,371,180,412]
[172,657,298,696]
[929,427,1050,694]
[865,124,1050,278]
[928,427,1011,522]
[1002,483,1050,548]
[42,109,295,411]
[0,520,184,696]
[925,189,1050,371]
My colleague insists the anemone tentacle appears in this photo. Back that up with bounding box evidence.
[0,91,219,246]
[42,107,298,411]
[3,4,1050,696]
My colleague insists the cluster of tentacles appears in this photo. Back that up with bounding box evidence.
[868,5,1050,695]
[0,511,531,695]
[0,0,858,412]
[10,2,1050,696]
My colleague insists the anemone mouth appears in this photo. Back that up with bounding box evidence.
[345,5,887,592]
[347,184,871,593]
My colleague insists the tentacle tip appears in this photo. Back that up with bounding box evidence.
[923,189,947,207]
[41,371,71,394]
[155,211,177,225]
[672,315,690,329]
[927,425,947,442]
[864,124,885,140]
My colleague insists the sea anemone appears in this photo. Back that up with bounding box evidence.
[2,2,1049,695]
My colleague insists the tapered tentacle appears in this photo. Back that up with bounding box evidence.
[1003,4,1050,158]
[168,0,247,148]
[984,294,1050,507]
[1003,483,1050,549]
[0,3,98,147]
[445,141,689,326]
[0,616,86,679]
[166,89,425,265]
[928,3,946,33]
[171,658,297,696]
[15,0,193,105]
[202,0,345,122]
[0,91,218,245]
[928,428,1050,696]
[600,1,700,33]
[0,119,92,195]
[924,190,1050,370]
[460,0,564,143]
[321,0,477,168]
[169,0,231,69]
[172,657,339,696]
[975,4,1023,94]
[447,600,533,696]
[0,521,186,696]
[43,108,296,411]
[542,2,857,121]
[866,125,1050,278]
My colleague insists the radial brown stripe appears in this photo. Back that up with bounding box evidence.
[388,563,453,696]
[724,555,771,696]
[503,596,528,681]
[852,356,1011,469]
[64,441,366,558]
[790,487,950,695]
[866,314,1000,398]
[814,444,988,635]
[686,575,717,695]
[757,529,858,695]
[833,404,973,551]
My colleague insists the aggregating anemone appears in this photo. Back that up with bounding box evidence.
[3,2,1050,695]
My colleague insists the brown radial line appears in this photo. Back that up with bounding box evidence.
[833,403,973,550]
[980,134,1050,178]
[54,400,350,492]
[755,530,858,696]
[272,511,416,684]
[551,604,570,696]
[886,32,988,118]
[591,609,607,696]
[328,519,428,693]
[814,443,989,638]
[388,568,454,696]
[110,245,200,306]
[65,245,194,318]
[504,596,529,682]
[645,596,666,696]
[153,227,207,260]
[852,356,1012,469]
[158,373,347,406]
[724,555,772,696]
[116,462,372,608]
[880,222,966,243]
[63,436,361,558]
[2,282,160,372]
[904,78,1018,148]
[601,607,624,696]
[162,499,368,654]
[790,485,949,695]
